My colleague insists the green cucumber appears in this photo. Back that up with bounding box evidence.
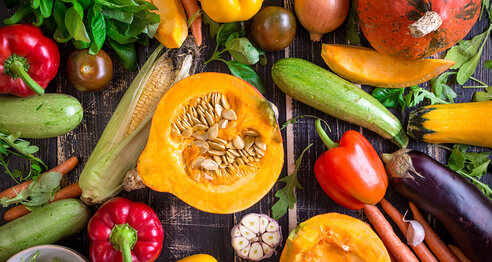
[0,199,90,261]
[272,58,408,148]
[0,94,83,138]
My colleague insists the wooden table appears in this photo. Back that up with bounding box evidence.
[1,1,491,261]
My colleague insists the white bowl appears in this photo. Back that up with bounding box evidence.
[7,245,88,262]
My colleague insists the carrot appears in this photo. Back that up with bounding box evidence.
[409,202,460,262]
[3,182,82,222]
[363,204,419,262]
[448,245,472,262]
[380,199,438,262]
[181,0,202,46]
[0,156,78,199]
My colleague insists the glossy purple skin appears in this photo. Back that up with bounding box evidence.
[389,150,492,262]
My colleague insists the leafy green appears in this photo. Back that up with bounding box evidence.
[430,72,457,103]
[272,143,313,220]
[0,132,46,183]
[445,24,492,85]
[205,22,267,94]
[187,10,202,28]
[4,0,159,70]
[346,0,360,45]
[441,145,492,200]
[473,86,492,101]
[21,250,40,262]
[202,13,220,38]
[485,60,492,69]
[0,172,62,208]
[404,85,450,107]
[371,88,405,111]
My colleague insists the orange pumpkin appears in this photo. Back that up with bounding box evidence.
[137,73,284,213]
[357,0,481,60]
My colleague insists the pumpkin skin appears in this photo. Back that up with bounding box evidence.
[280,213,391,262]
[357,0,481,60]
[137,72,284,213]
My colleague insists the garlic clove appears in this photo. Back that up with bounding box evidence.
[261,243,272,255]
[259,216,269,233]
[241,213,261,233]
[240,225,257,240]
[266,221,279,232]
[262,232,281,247]
[240,245,250,257]
[249,242,264,260]
[407,220,425,246]
[232,227,241,237]
[233,236,250,250]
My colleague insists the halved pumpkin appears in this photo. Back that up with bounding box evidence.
[321,44,455,88]
[280,213,390,262]
[137,72,284,213]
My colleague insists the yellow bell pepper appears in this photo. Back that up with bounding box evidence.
[200,0,263,23]
[149,0,188,48]
[177,254,218,262]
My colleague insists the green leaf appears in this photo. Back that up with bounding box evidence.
[272,144,313,220]
[216,22,244,47]
[88,4,106,55]
[65,6,91,43]
[106,21,139,44]
[457,51,483,85]
[371,88,405,109]
[404,85,450,108]
[224,61,267,95]
[39,0,54,18]
[473,86,492,101]
[431,72,457,102]
[445,30,487,69]
[102,8,134,23]
[346,0,360,45]
[31,0,40,9]
[3,3,32,25]
[225,37,260,65]
[187,9,202,28]
[485,60,492,69]
[0,172,62,207]
[107,38,138,71]
[203,13,220,38]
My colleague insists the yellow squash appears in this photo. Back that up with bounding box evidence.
[149,0,188,48]
[200,0,263,22]
[407,101,492,148]
[321,44,455,88]
[280,213,390,262]
[177,254,217,262]
[137,72,284,213]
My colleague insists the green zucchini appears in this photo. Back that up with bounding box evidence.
[0,94,83,138]
[272,58,408,148]
[0,199,90,261]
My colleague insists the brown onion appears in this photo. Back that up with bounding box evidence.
[294,0,349,41]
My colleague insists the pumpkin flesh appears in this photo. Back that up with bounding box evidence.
[357,0,481,60]
[280,213,390,262]
[137,73,284,213]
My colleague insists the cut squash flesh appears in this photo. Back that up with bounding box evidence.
[321,44,455,88]
[149,0,188,48]
[137,73,284,213]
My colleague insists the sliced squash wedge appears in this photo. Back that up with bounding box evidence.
[321,44,455,88]
[137,73,284,213]
[149,0,188,48]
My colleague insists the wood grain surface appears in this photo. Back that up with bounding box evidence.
[1,0,491,261]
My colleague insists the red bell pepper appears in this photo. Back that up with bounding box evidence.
[88,197,164,262]
[0,24,60,97]
[313,119,388,210]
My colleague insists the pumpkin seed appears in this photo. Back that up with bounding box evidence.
[209,141,226,150]
[220,163,228,169]
[175,121,186,132]
[201,159,219,171]
[236,158,245,165]
[233,136,245,149]
[222,109,237,120]
[203,172,214,180]
[191,116,202,125]
[182,128,193,138]
[254,146,265,157]
[199,115,208,126]
[226,142,234,149]
[213,156,223,165]
[255,137,267,151]
[239,149,248,158]
[209,149,226,156]
[210,137,228,145]
[228,148,240,157]
[192,107,198,117]
[226,153,236,162]
[218,119,228,129]
[215,104,224,117]
[221,155,229,164]
[181,119,192,129]
[204,111,215,126]
[192,140,209,154]
[191,156,205,169]
[221,94,230,109]
[243,130,259,137]
[244,136,255,150]
[207,124,219,139]
[192,131,208,140]
[172,123,180,133]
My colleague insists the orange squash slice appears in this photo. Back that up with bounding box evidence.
[321,44,455,88]
[148,0,188,48]
[137,73,284,213]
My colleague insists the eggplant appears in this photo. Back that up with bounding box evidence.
[382,149,492,262]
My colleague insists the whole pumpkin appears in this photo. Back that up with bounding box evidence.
[357,0,481,60]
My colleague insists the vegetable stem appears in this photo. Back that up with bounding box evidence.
[109,224,137,262]
[315,119,338,149]
[10,61,45,96]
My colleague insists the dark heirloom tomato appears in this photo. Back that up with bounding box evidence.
[250,6,296,52]
[67,49,113,92]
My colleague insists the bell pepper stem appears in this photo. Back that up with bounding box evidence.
[109,224,138,262]
[9,60,45,96]
[315,119,338,149]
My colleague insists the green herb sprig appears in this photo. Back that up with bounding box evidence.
[0,132,46,183]
[346,0,360,45]
[204,21,267,94]
[372,85,450,112]
[4,0,160,71]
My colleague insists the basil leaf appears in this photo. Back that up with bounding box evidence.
[102,8,134,23]
[65,6,90,43]
[224,61,267,95]
[226,37,260,65]
[39,0,54,18]
[107,38,138,71]
[203,13,220,38]
[3,3,32,25]
[52,1,69,37]
[371,88,405,109]
[127,8,159,38]
[31,0,40,9]
[88,4,106,55]
[106,21,139,44]
[96,0,140,9]
[216,22,244,47]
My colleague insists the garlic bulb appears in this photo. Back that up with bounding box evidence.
[403,210,425,246]
[231,213,282,261]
